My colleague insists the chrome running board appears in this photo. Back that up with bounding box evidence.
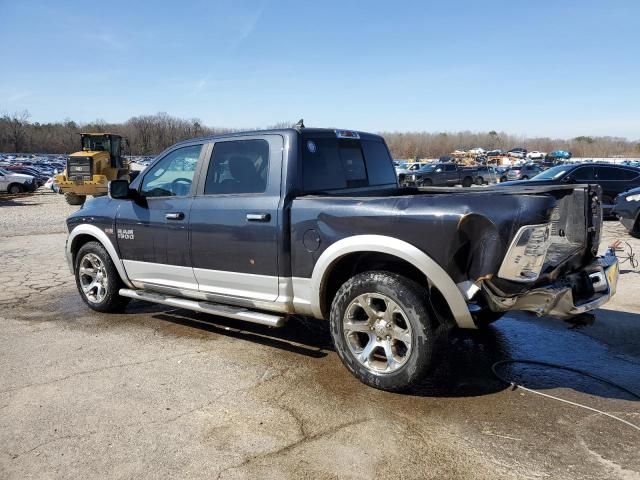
[118,288,286,327]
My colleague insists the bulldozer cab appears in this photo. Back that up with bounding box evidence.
[80,133,124,169]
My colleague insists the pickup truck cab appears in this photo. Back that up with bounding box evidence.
[65,127,618,391]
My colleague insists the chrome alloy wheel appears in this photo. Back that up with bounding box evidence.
[78,253,108,304]
[343,293,413,374]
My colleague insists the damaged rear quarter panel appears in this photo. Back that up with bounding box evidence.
[290,190,557,284]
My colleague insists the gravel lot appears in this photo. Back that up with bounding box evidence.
[1,190,639,479]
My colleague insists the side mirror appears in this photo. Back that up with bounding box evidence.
[109,179,132,199]
[562,176,575,184]
[436,169,442,173]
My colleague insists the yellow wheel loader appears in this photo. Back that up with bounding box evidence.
[55,133,135,206]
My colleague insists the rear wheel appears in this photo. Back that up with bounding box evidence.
[330,271,436,391]
[475,176,484,185]
[64,192,87,206]
[462,177,473,187]
[75,241,129,313]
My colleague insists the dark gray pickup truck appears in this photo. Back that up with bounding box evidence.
[65,127,619,391]
[402,163,478,187]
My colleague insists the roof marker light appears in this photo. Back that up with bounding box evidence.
[335,130,360,139]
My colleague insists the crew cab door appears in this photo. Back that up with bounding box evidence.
[190,135,282,302]
[115,143,205,290]
[444,164,458,185]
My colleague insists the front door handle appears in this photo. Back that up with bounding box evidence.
[165,212,185,220]
[246,213,271,222]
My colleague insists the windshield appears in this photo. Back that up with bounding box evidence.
[531,165,571,180]
[419,164,437,172]
[82,135,111,152]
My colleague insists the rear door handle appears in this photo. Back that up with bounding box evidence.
[246,213,271,222]
[165,212,185,220]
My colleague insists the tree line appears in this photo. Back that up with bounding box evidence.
[1,111,639,159]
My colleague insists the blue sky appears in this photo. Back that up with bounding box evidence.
[1,0,638,138]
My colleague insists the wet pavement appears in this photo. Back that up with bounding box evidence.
[1,192,639,479]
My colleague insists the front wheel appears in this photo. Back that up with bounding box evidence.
[462,177,473,187]
[64,192,87,206]
[74,241,129,312]
[8,184,24,194]
[475,176,484,185]
[330,271,436,391]
[420,178,433,186]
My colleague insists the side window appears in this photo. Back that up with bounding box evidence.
[445,164,456,171]
[572,167,594,181]
[141,144,202,198]
[204,139,269,194]
[596,167,638,181]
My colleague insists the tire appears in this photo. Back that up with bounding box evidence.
[631,216,640,239]
[8,183,24,194]
[74,241,130,313]
[329,271,436,392]
[64,192,87,206]
[472,310,505,329]
[500,176,507,183]
[475,176,484,185]
[462,177,473,187]
[521,176,529,180]
[421,178,433,186]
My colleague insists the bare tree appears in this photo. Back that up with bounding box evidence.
[2,110,31,152]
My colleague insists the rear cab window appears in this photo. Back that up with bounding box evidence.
[302,132,397,192]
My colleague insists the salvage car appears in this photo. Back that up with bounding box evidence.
[406,162,477,187]
[504,164,544,182]
[526,151,545,160]
[64,126,618,391]
[613,187,640,237]
[501,163,640,215]
[0,167,37,193]
[507,147,527,159]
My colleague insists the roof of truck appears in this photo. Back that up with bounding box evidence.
[172,127,384,148]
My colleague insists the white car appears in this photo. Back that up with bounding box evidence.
[0,168,37,194]
[526,151,546,160]
[44,176,60,193]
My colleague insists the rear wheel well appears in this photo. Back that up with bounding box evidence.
[319,251,455,326]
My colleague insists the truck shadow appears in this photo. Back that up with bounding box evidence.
[146,307,639,401]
